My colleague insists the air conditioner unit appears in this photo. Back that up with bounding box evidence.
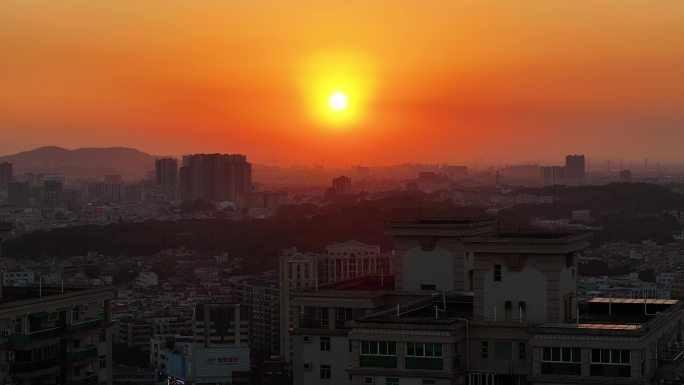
[48,312,59,321]
[6,352,14,361]
[364,377,374,385]
[1,330,10,337]
[302,335,311,343]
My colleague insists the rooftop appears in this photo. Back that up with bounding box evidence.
[387,218,496,228]
[534,297,681,335]
[464,231,593,244]
[0,285,111,304]
[353,292,473,327]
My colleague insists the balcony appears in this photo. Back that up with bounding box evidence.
[12,358,61,373]
[65,345,98,361]
[8,328,60,344]
[64,319,102,333]
[405,357,444,371]
[359,355,398,369]
[68,374,99,385]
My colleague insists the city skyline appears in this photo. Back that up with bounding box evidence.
[2,1,684,166]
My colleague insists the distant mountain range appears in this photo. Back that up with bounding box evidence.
[0,146,164,180]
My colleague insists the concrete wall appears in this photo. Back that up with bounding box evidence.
[295,334,350,385]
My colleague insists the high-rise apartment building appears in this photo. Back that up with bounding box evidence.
[565,154,586,180]
[7,182,30,207]
[82,182,121,202]
[155,158,178,200]
[179,154,252,202]
[42,179,64,209]
[224,282,280,356]
[0,163,12,191]
[155,158,178,186]
[332,176,352,195]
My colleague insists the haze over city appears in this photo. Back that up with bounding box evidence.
[2,1,684,166]
[3,2,684,385]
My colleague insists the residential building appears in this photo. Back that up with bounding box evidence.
[289,219,684,385]
[565,154,586,180]
[0,163,12,192]
[0,285,115,385]
[7,182,30,208]
[179,154,252,202]
[279,241,393,363]
[152,303,250,384]
[332,176,352,195]
[155,158,178,200]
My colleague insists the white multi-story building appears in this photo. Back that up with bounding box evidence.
[279,241,392,364]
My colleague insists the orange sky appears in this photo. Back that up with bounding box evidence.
[1,1,683,166]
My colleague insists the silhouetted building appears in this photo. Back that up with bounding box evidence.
[0,285,114,385]
[104,174,122,183]
[83,181,122,202]
[565,154,586,180]
[332,176,352,195]
[540,165,566,181]
[7,181,29,207]
[42,179,63,209]
[0,162,12,191]
[179,154,252,202]
[620,169,632,183]
[155,158,178,186]
[155,158,178,200]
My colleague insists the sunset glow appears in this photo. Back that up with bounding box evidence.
[1,1,683,165]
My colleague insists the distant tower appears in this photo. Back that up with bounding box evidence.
[565,155,586,180]
[332,176,352,195]
[0,162,12,191]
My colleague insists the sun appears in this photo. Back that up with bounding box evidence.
[329,92,348,111]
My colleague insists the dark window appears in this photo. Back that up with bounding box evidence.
[320,364,331,379]
[420,284,436,291]
[494,265,502,281]
[320,337,331,352]
[481,341,488,358]
[518,342,526,360]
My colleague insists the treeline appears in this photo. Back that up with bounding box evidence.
[2,194,487,272]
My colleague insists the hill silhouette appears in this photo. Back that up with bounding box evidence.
[0,146,164,180]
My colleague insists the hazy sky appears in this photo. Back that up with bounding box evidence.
[1,1,683,166]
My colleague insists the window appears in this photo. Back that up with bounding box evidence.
[320,364,331,379]
[518,342,526,360]
[385,379,399,385]
[303,335,311,344]
[360,341,398,368]
[99,331,106,343]
[362,341,397,356]
[73,339,80,349]
[303,362,312,371]
[481,341,488,358]
[541,347,581,375]
[320,308,329,326]
[320,337,331,351]
[406,342,442,357]
[590,349,631,377]
[99,355,107,369]
[494,342,512,360]
[420,284,436,291]
[363,377,373,385]
[422,380,436,385]
[494,265,502,281]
